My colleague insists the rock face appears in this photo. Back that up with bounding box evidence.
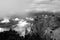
[26,11,60,40]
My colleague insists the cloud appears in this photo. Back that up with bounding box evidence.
[0,0,32,18]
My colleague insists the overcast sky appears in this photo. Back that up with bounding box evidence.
[0,0,32,18]
[0,0,60,18]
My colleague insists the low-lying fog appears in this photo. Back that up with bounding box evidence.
[0,0,32,18]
